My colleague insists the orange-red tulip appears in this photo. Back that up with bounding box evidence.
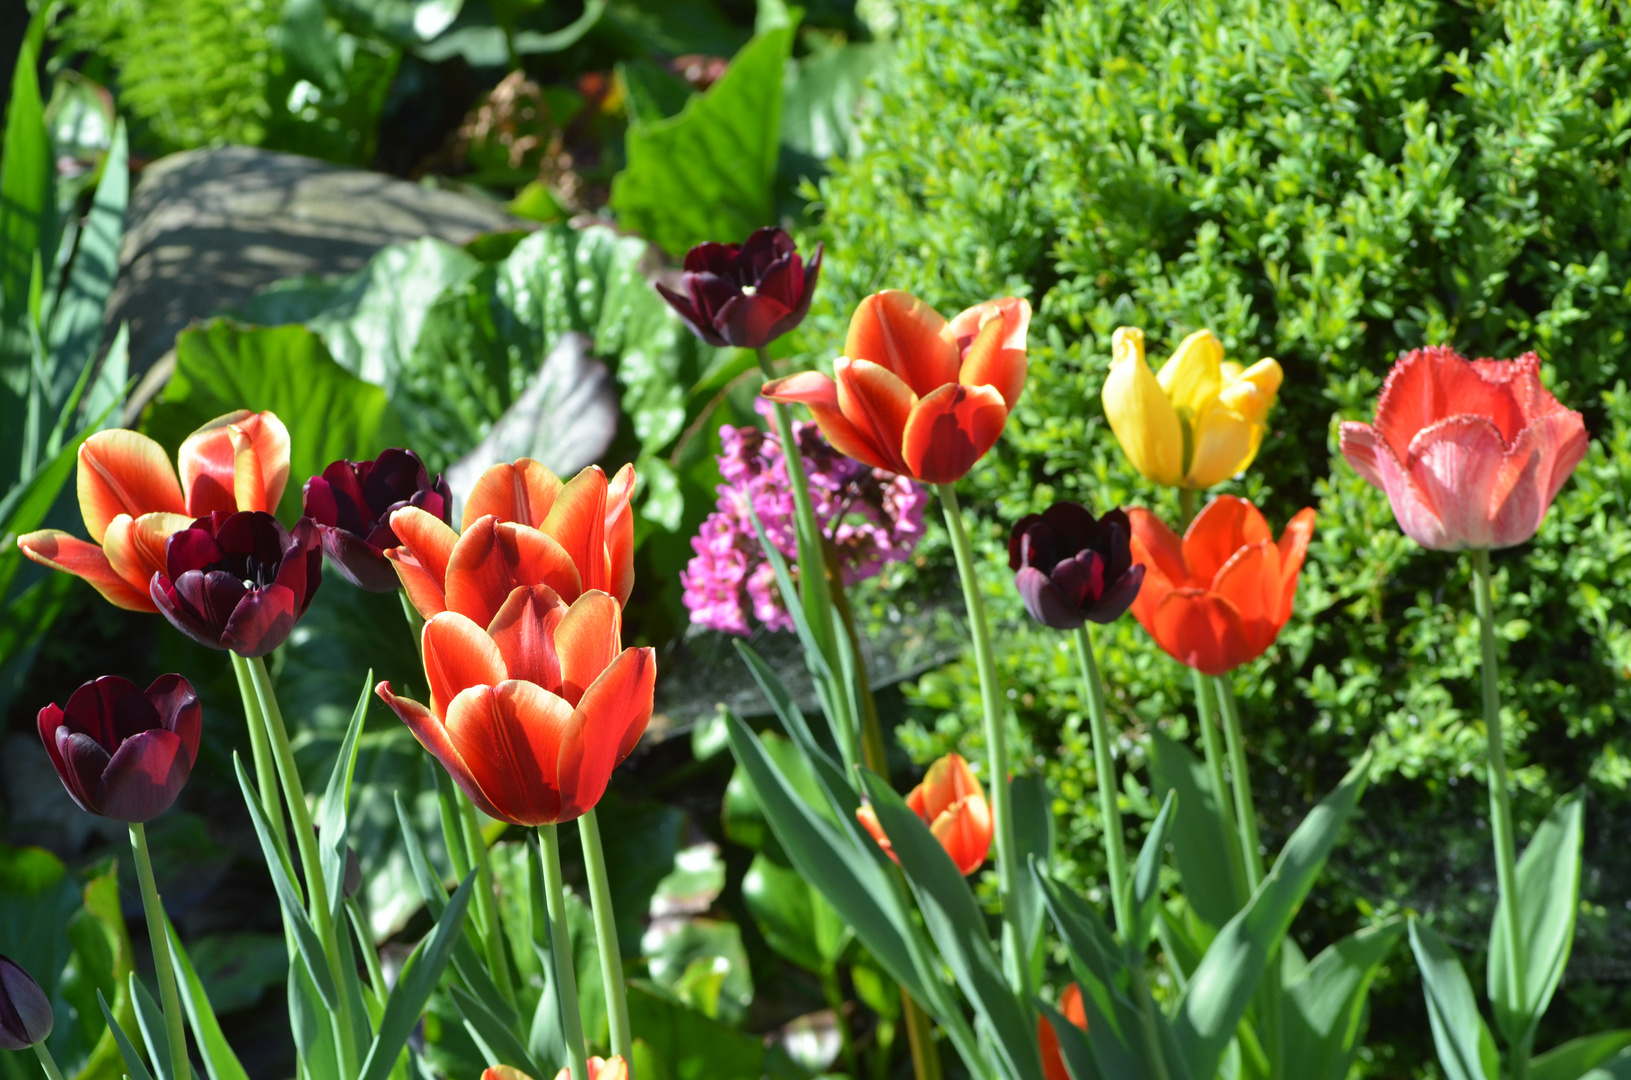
[1127,496,1315,676]
[17,411,290,611]
[376,583,654,827]
[550,1057,628,1080]
[856,752,993,876]
[388,461,635,619]
[761,290,1030,484]
[1039,983,1086,1080]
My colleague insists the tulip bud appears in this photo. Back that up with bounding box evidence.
[0,955,54,1050]
[551,1057,628,1080]
[1008,502,1144,630]
[855,753,992,876]
[655,227,822,350]
[303,449,452,592]
[38,675,202,823]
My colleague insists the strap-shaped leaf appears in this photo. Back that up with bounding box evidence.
[1039,999,1103,1080]
[128,974,177,1080]
[1282,918,1406,1080]
[1409,920,1497,1080]
[1126,790,1177,958]
[165,917,251,1080]
[862,770,1044,1080]
[452,983,542,1075]
[287,952,341,1079]
[43,119,126,392]
[234,755,339,1011]
[1489,790,1584,1047]
[1172,752,1370,1080]
[1147,730,1240,929]
[1531,1031,1631,1080]
[319,671,372,922]
[98,987,156,1080]
[1011,774,1055,972]
[358,870,477,1080]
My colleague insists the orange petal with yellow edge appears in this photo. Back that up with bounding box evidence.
[543,467,609,594]
[487,584,567,690]
[954,303,1029,409]
[1147,589,1249,676]
[930,794,992,876]
[18,529,156,611]
[178,410,290,516]
[376,681,508,821]
[605,464,636,606]
[445,681,574,826]
[103,512,193,594]
[555,591,621,705]
[422,611,506,717]
[463,459,564,532]
[836,359,916,476]
[901,383,1008,484]
[1182,495,1273,588]
[77,430,186,543]
[556,647,655,817]
[445,518,582,628]
[845,291,959,397]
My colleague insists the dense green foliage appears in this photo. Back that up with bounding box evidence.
[810,0,1631,1072]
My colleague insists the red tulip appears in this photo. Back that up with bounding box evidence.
[1039,983,1086,1080]
[856,752,993,876]
[0,956,53,1050]
[37,675,202,823]
[387,461,636,619]
[17,411,290,612]
[1127,497,1315,676]
[303,448,453,592]
[376,584,655,827]
[1339,346,1587,550]
[762,290,1030,484]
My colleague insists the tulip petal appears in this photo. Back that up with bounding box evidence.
[486,584,566,691]
[1406,415,1509,550]
[1103,329,1184,486]
[1338,421,1388,490]
[1087,561,1145,624]
[445,517,583,627]
[930,795,992,876]
[761,370,839,408]
[845,291,960,397]
[901,382,1008,484]
[56,730,111,814]
[376,681,509,822]
[37,703,71,803]
[1015,566,1086,630]
[103,512,195,597]
[953,299,1030,409]
[556,647,656,818]
[1486,409,1589,549]
[97,729,189,823]
[1147,589,1249,675]
[423,611,507,717]
[76,430,187,543]
[1375,346,1526,460]
[389,506,460,617]
[445,681,574,826]
[555,591,621,706]
[1184,398,1254,489]
[221,584,299,657]
[179,411,290,516]
[463,459,564,532]
[1275,508,1317,623]
[1346,423,1448,549]
[1209,541,1283,658]
[146,673,202,767]
[1183,495,1273,587]
[1156,329,1225,420]
[856,803,897,862]
[319,526,401,592]
[605,464,637,606]
[17,529,156,611]
[837,359,917,476]
[544,467,609,594]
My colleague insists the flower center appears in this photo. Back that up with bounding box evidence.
[740,285,758,296]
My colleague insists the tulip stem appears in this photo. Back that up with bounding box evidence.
[245,655,360,1077]
[129,823,191,1080]
[1474,549,1528,1077]
[1178,488,1197,532]
[538,825,590,1080]
[937,482,1026,1001]
[1213,677,1263,891]
[230,652,287,857]
[1071,626,1130,933]
[578,808,633,1065]
[1191,668,1247,911]
[32,1041,65,1080]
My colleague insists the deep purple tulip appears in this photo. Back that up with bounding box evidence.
[1008,502,1145,630]
[0,956,52,1050]
[655,227,823,349]
[36,675,202,824]
[303,449,452,592]
[151,511,322,657]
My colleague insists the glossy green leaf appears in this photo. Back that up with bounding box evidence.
[1147,730,1240,929]
[1011,773,1055,971]
[741,853,852,975]
[1489,790,1585,1046]
[165,919,251,1080]
[1127,790,1177,956]
[1532,1031,1631,1080]
[319,672,374,921]
[1281,917,1406,1080]
[625,981,762,1080]
[781,42,888,169]
[42,120,126,411]
[127,975,173,1080]
[450,983,540,1076]
[0,38,53,476]
[1409,920,1497,1080]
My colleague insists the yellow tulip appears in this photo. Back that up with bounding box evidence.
[1101,326,1282,489]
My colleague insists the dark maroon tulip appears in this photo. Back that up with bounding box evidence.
[151,511,322,657]
[655,227,823,349]
[1008,502,1145,630]
[0,955,52,1050]
[303,449,452,592]
[36,675,202,824]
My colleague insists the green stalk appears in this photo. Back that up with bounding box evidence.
[459,798,517,1010]
[399,589,425,656]
[32,1042,65,1080]
[1473,549,1527,1079]
[245,655,359,1076]
[347,896,388,1012]
[539,825,590,1080]
[577,808,633,1063]
[230,652,286,854]
[1178,488,1198,532]
[937,482,1026,999]
[900,989,943,1080]
[129,823,190,1080]
[1191,667,1247,910]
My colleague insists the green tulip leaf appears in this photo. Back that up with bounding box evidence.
[1409,919,1499,1080]
[1281,917,1406,1080]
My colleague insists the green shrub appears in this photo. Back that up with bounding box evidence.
[810,0,1631,1073]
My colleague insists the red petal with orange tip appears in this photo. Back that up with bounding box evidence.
[178,410,290,516]
[18,529,157,611]
[543,467,609,594]
[1182,495,1273,588]
[761,369,903,472]
[844,291,960,397]
[376,681,508,821]
[555,646,655,818]
[103,512,193,595]
[389,506,459,615]
[422,612,506,717]
[487,584,567,690]
[1148,589,1249,675]
[836,359,917,475]
[444,681,574,826]
[605,464,636,606]
[554,591,622,706]
[444,517,582,627]
[463,459,564,532]
[954,310,1028,410]
[76,430,186,543]
[901,382,1008,484]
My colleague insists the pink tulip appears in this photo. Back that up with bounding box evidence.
[1339,346,1587,550]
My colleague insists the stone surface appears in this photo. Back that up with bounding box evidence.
[107,145,521,387]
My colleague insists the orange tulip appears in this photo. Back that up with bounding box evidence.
[388,461,636,620]
[1126,496,1315,676]
[855,752,993,876]
[1038,983,1087,1080]
[550,1057,628,1080]
[376,582,654,827]
[17,411,290,612]
[761,290,1030,484]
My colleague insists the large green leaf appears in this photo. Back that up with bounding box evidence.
[1409,920,1498,1080]
[1127,790,1177,957]
[741,853,851,975]
[1281,918,1406,1080]
[1147,730,1241,929]
[1171,753,1370,1080]
[625,982,762,1080]
[1489,790,1584,1046]
[1011,773,1055,975]
[781,42,888,170]
[1533,1032,1631,1080]
[609,27,793,256]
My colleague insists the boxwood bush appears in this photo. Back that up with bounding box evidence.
[807,0,1631,1073]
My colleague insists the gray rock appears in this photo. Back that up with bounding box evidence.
[107,146,522,393]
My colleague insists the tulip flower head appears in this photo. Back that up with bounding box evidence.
[37,674,201,823]
[388,461,636,620]
[377,584,655,827]
[856,753,993,876]
[151,512,322,657]
[1038,983,1086,1080]
[0,955,53,1051]
[656,227,822,350]
[303,448,453,592]
[1009,502,1144,630]
[763,290,1031,484]
[1127,496,1315,676]
[552,1057,629,1080]
[1338,346,1588,551]
[1103,327,1282,490]
[17,410,290,612]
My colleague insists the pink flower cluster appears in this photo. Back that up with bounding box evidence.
[682,406,929,635]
